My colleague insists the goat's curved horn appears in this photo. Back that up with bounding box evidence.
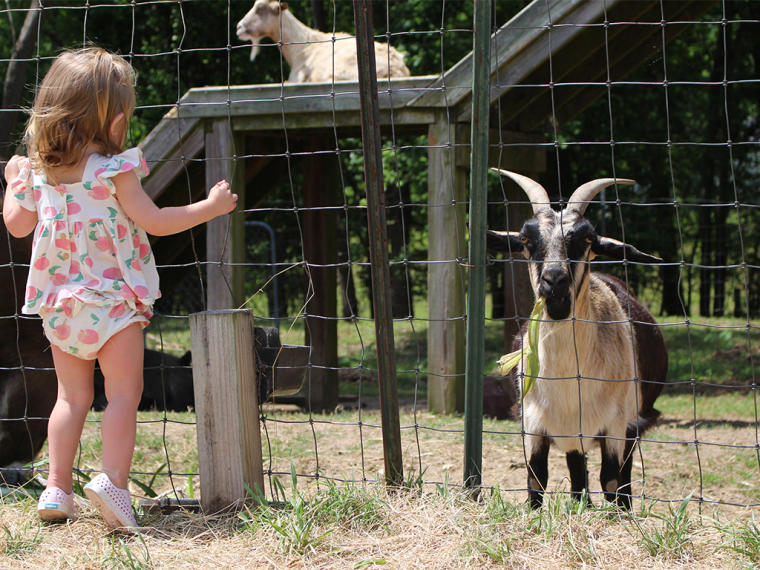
[491,168,550,214]
[567,178,635,215]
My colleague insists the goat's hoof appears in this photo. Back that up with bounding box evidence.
[527,494,544,510]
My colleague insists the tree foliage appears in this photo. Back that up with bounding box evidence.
[1,0,758,317]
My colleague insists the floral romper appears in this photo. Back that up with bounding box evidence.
[10,148,161,360]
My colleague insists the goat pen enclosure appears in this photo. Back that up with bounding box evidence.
[1,0,760,527]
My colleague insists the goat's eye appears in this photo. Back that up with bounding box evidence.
[520,235,529,244]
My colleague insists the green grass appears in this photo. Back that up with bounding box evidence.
[149,292,760,405]
[628,496,696,560]
[659,316,759,392]
[658,391,760,419]
[1,514,42,561]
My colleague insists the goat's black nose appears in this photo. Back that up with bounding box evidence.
[539,267,569,296]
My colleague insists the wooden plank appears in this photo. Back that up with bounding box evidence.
[140,115,200,168]
[171,76,438,121]
[228,108,436,132]
[455,0,620,122]
[408,0,591,110]
[189,309,264,513]
[205,120,246,310]
[142,126,205,200]
[426,113,467,414]
[302,143,338,413]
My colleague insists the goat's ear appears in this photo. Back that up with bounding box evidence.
[592,236,662,264]
[487,230,525,255]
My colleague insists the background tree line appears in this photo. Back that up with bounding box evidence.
[2,0,758,319]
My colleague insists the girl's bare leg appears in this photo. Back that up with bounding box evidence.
[47,347,95,494]
[96,323,144,489]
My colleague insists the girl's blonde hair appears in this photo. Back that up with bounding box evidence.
[25,47,136,174]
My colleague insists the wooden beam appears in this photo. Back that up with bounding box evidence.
[171,76,437,122]
[228,108,435,132]
[426,113,467,414]
[143,126,205,200]
[498,0,713,131]
[302,141,339,413]
[205,119,246,310]
[408,0,607,111]
[189,309,264,513]
[455,0,618,122]
[140,115,200,172]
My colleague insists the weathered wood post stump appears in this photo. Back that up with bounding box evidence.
[189,309,264,513]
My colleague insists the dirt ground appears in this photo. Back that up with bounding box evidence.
[2,395,759,568]
[112,397,760,512]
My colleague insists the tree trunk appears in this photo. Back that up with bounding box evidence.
[338,262,359,319]
[310,0,327,32]
[698,209,713,317]
[660,264,686,316]
[698,26,727,318]
[712,23,735,318]
[1,1,42,160]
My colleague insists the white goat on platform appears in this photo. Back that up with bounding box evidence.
[236,0,411,83]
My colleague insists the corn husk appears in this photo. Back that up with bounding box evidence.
[497,296,545,399]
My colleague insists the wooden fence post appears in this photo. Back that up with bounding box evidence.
[205,119,246,310]
[189,309,264,512]
[427,113,467,414]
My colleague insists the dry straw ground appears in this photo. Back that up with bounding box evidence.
[2,393,760,568]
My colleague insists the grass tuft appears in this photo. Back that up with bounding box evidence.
[100,535,152,570]
[628,496,696,560]
[1,517,42,560]
[719,516,760,563]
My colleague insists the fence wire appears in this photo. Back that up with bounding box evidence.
[0,0,759,511]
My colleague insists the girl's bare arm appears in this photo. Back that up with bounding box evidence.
[113,170,237,236]
[2,155,38,238]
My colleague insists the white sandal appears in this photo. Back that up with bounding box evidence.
[38,487,77,521]
[84,473,138,530]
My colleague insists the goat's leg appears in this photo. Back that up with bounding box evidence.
[566,450,591,505]
[600,437,631,508]
[527,437,550,509]
[617,429,637,509]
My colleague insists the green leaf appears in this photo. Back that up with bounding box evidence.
[497,349,523,376]
[522,297,545,399]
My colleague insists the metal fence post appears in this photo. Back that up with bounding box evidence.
[464,0,492,491]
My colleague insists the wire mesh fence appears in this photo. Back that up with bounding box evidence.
[1,0,759,511]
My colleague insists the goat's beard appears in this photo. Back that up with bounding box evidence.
[249,38,262,62]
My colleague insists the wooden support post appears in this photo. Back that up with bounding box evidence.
[354,0,403,485]
[189,309,264,513]
[501,184,534,349]
[205,119,246,310]
[302,142,339,413]
[427,113,467,414]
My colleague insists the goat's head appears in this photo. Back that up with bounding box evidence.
[236,0,289,61]
[487,169,661,321]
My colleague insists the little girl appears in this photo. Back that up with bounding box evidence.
[2,47,237,530]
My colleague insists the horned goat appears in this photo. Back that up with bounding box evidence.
[236,0,411,83]
[487,170,667,509]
